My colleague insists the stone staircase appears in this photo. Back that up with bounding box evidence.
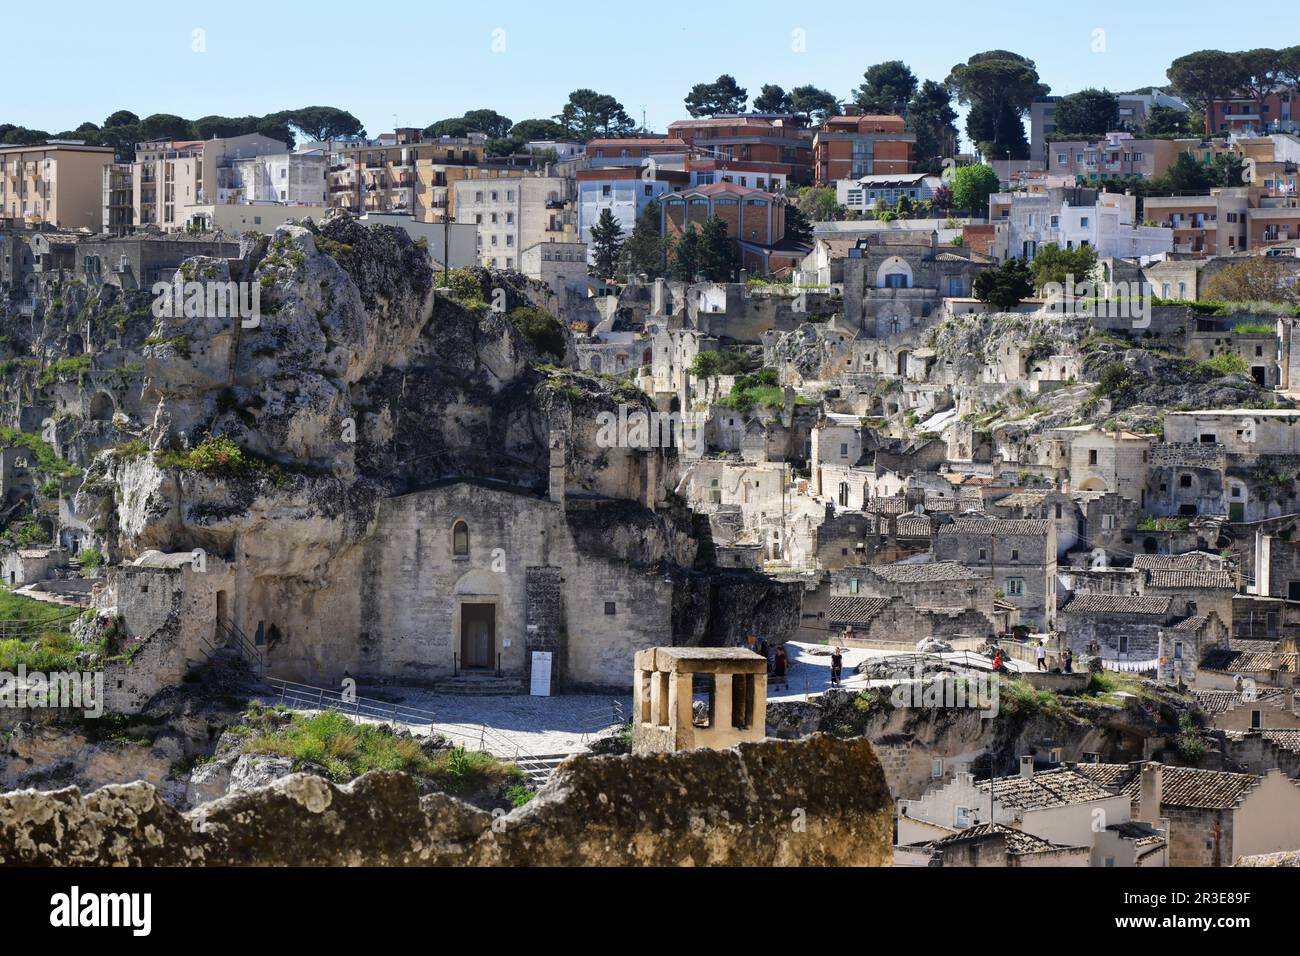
[431,673,526,695]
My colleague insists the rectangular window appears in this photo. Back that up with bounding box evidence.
[1006,577,1024,596]
[604,602,616,615]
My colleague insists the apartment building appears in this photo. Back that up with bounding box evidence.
[0,141,115,231]
[125,133,291,230]
[576,167,686,259]
[988,186,1172,259]
[837,173,943,212]
[326,129,487,223]
[586,138,688,167]
[1030,90,1188,162]
[1144,188,1250,255]
[452,175,575,269]
[1207,91,1297,135]
[1047,132,1181,182]
[668,115,814,186]
[812,114,915,185]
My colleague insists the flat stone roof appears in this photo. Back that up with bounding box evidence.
[636,646,768,674]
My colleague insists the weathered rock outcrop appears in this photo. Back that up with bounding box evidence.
[0,735,892,866]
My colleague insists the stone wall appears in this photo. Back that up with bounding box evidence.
[0,735,893,867]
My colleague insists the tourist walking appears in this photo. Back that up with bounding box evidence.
[830,646,843,687]
[1035,640,1046,671]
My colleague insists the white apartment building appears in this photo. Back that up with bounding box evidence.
[453,175,573,270]
[230,152,327,205]
[989,187,1172,260]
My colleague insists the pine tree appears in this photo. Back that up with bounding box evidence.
[698,216,739,282]
[589,208,624,278]
[670,225,700,281]
[620,200,666,279]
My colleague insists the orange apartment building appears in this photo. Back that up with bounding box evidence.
[812,115,915,186]
[1144,189,1250,255]
[1206,91,1297,135]
[586,138,688,164]
[0,141,115,231]
[667,116,814,186]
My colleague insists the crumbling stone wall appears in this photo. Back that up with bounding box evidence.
[0,735,893,867]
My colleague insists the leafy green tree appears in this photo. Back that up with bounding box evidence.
[510,118,568,141]
[1053,89,1120,137]
[621,201,666,279]
[555,89,635,141]
[1167,50,1248,135]
[1144,105,1195,136]
[796,186,842,222]
[907,80,958,173]
[104,110,140,128]
[671,225,701,281]
[946,51,1048,160]
[950,164,1000,215]
[698,216,739,282]
[684,75,748,117]
[784,203,813,244]
[589,208,625,278]
[974,257,1034,310]
[139,113,194,141]
[854,61,917,115]
[1211,152,1246,187]
[287,106,365,142]
[1029,243,1098,290]
[788,85,841,124]
[1147,152,1213,194]
[753,84,791,113]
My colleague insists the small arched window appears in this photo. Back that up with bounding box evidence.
[452,520,470,557]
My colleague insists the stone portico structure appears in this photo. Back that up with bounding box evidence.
[632,647,768,753]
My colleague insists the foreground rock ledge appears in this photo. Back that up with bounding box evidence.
[0,735,892,866]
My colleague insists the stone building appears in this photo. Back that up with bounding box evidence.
[1124,763,1300,867]
[1156,612,1230,686]
[1059,593,1177,667]
[353,481,698,692]
[839,234,992,338]
[1143,567,1236,623]
[934,517,1057,628]
[1052,425,1152,502]
[1145,442,1227,518]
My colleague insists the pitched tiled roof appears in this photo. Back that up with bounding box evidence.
[930,822,1077,854]
[1191,688,1294,716]
[939,517,1051,536]
[1133,553,1217,571]
[865,496,909,515]
[1171,614,1214,631]
[1146,569,1235,590]
[867,561,980,583]
[1200,648,1298,674]
[1062,594,1174,616]
[1261,730,1300,754]
[1073,763,1139,790]
[827,596,891,626]
[895,514,934,537]
[978,766,1118,810]
[1121,765,1261,810]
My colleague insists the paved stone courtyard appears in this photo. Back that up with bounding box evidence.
[347,686,629,759]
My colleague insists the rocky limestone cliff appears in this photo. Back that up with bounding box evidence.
[0,735,892,866]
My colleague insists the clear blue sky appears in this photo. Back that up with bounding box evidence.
[11,0,1292,143]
